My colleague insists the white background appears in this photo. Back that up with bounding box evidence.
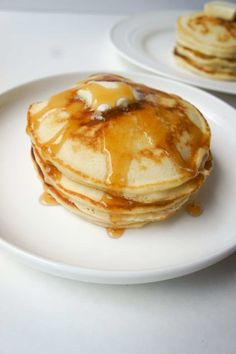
[0,4,235,354]
[0,0,210,13]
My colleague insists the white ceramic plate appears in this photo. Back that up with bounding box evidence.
[0,71,235,284]
[110,11,236,95]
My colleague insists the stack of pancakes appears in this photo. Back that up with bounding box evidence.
[27,74,212,234]
[174,12,236,80]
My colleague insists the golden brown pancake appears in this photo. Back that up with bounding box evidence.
[26,73,212,234]
[174,11,236,80]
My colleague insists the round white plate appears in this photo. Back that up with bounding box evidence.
[110,11,236,95]
[0,71,235,284]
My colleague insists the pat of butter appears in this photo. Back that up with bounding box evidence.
[204,1,236,20]
[77,81,139,112]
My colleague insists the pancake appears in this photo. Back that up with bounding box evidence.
[176,12,236,59]
[32,147,208,229]
[26,73,212,234]
[174,9,236,80]
[174,46,236,80]
[175,44,236,69]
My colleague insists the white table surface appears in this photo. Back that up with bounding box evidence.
[0,11,235,354]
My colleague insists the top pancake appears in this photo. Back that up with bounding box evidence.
[177,12,236,58]
[27,74,211,198]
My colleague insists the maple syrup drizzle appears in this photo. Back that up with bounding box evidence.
[44,161,62,180]
[103,101,205,187]
[100,193,135,210]
[40,191,58,205]
[186,202,203,217]
[106,228,124,238]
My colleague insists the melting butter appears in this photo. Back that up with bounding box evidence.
[204,1,236,21]
[77,81,138,112]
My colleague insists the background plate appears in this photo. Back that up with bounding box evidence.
[0,71,235,284]
[110,11,236,95]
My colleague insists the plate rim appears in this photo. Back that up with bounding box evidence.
[0,236,235,284]
[0,70,236,284]
[110,10,236,95]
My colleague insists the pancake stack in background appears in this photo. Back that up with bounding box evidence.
[27,74,212,236]
[174,1,236,80]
